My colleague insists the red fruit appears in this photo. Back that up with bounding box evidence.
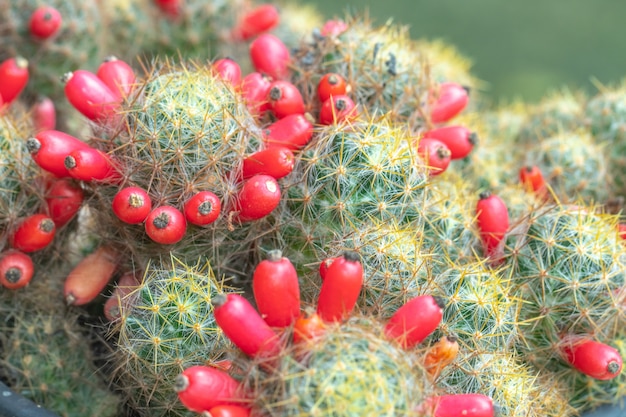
[384,295,444,349]
[267,80,305,119]
[175,365,242,413]
[0,250,34,290]
[0,57,29,106]
[65,148,119,183]
[241,72,272,115]
[519,165,548,197]
[96,56,136,99]
[320,19,348,37]
[252,250,301,328]
[418,138,452,176]
[231,174,281,222]
[317,73,348,102]
[250,34,290,80]
[27,130,90,177]
[316,251,363,323]
[45,178,84,227]
[183,191,221,226]
[318,257,335,281]
[430,82,469,124]
[476,191,509,261]
[154,0,180,18]
[293,310,326,344]
[422,125,476,160]
[212,58,242,86]
[10,214,56,253]
[207,405,251,417]
[64,246,118,306]
[103,271,140,322]
[618,224,626,241]
[32,96,56,131]
[29,6,62,39]
[423,335,460,380]
[318,95,357,125]
[263,113,314,150]
[212,293,282,359]
[145,205,187,244]
[112,186,152,224]
[423,394,494,417]
[62,70,121,123]
[561,336,623,380]
[233,4,280,41]
[242,147,295,180]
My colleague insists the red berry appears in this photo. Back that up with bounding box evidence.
[318,257,335,281]
[0,250,34,290]
[242,147,295,180]
[241,72,272,115]
[154,0,180,18]
[231,174,281,222]
[263,113,314,150]
[10,214,56,253]
[207,405,251,417]
[618,223,626,241]
[175,365,242,413]
[316,251,363,323]
[112,186,152,224]
[384,295,444,349]
[27,130,90,177]
[233,4,280,41]
[144,205,187,244]
[32,96,56,132]
[0,57,29,106]
[96,56,136,99]
[183,191,221,226]
[62,70,121,123]
[318,94,357,125]
[253,250,301,327]
[423,394,495,417]
[103,272,140,322]
[422,125,476,160]
[317,73,348,102]
[212,58,242,87]
[267,80,305,119]
[430,82,469,124]
[561,336,623,380]
[417,138,452,176]
[29,6,62,39]
[475,191,509,261]
[45,178,84,227]
[65,148,120,183]
[250,34,290,80]
[293,310,326,344]
[212,293,282,359]
[320,19,348,37]
[519,165,548,198]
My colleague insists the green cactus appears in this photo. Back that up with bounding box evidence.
[109,254,231,417]
[248,316,430,417]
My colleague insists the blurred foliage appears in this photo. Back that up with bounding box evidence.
[305,0,626,105]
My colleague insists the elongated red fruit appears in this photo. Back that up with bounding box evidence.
[232,4,279,41]
[267,80,305,119]
[32,96,56,131]
[250,34,290,80]
[212,58,242,87]
[430,82,469,124]
[242,147,294,180]
[207,405,251,417]
[231,174,281,222]
[0,250,34,290]
[417,138,452,177]
[103,271,140,322]
[64,246,118,306]
[45,178,84,227]
[65,147,120,182]
[27,130,90,177]
[561,336,623,380]
[519,165,548,199]
[212,293,281,359]
[241,72,271,115]
[476,191,509,261]
[0,57,29,106]
[316,252,363,323]
[63,70,121,122]
[10,214,56,253]
[384,295,444,349]
[263,113,314,150]
[422,125,477,160]
[253,250,301,327]
[175,365,243,413]
[422,394,494,417]
[96,56,136,99]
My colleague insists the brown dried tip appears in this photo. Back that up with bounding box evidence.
[211,293,228,307]
[267,249,283,262]
[432,296,446,310]
[607,360,621,375]
[15,56,28,69]
[468,132,478,146]
[103,55,119,62]
[26,137,41,154]
[342,251,361,263]
[60,71,73,84]
[479,190,491,200]
[174,374,189,393]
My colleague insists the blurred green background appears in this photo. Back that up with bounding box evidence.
[303,0,626,105]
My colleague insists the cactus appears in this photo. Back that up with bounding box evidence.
[246,316,430,417]
[110,254,231,417]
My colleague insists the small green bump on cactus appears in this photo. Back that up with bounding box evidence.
[110,254,231,417]
[247,316,430,417]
